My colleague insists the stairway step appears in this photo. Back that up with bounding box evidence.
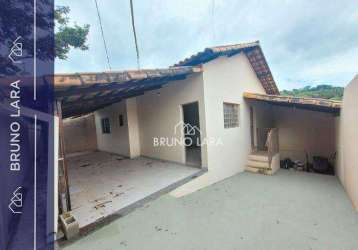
[247,160,270,169]
[248,152,269,162]
[245,166,273,175]
[245,166,260,173]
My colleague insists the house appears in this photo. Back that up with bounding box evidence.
[53,41,357,235]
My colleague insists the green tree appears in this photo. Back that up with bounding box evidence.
[0,2,89,75]
[55,6,90,59]
[281,85,344,100]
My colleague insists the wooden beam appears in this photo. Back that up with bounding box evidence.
[60,76,178,111]
[243,92,342,113]
[62,84,163,118]
[55,71,192,98]
[56,79,139,98]
[55,100,72,211]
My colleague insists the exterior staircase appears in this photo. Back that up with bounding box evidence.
[246,127,279,175]
[245,151,274,175]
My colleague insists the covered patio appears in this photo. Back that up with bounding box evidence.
[54,66,206,233]
[67,151,202,230]
[244,92,341,175]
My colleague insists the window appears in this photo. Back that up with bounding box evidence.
[223,103,239,128]
[119,114,124,127]
[101,118,111,134]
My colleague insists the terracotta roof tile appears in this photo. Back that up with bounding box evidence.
[175,41,280,95]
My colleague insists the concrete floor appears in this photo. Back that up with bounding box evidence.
[67,151,201,229]
[61,170,358,250]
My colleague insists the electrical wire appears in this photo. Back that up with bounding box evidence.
[94,0,112,71]
[130,0,140,69]
[211,0,216,44]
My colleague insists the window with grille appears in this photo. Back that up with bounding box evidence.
[101,118,111,134]
[223,103,239,128]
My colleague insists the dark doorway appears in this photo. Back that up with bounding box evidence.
[182,102,201,167]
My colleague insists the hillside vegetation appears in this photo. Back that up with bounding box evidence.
[281,85,344,100]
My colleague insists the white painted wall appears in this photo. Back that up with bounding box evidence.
[94,101,131,157]
[63,114,97,154]
[272,106,336,163]
[126,98,141,158]
[172,52,267,197]
[94,99,142,158]
[93,74,207,163]
[136,74,208,167]
[336,75,358,211]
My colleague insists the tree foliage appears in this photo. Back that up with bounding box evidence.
[0,0,50,75]
[281,85,344,100]
[0,2,89,75]
[55,6,90,60]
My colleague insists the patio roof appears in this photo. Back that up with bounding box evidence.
[175,41,280,95]
[54,66,202,118]
[244,92,342,114]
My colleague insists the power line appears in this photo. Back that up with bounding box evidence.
[129,0,140,69]
[211,0,216,44]
[94,0,112,71]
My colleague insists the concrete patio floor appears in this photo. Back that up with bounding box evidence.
[61,170,358,250]
[66,151,201,229]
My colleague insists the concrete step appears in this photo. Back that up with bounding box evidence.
[245,166,273,175]
[248,152,269,162]
[247,159,270,169]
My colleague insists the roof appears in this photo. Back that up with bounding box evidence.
[54,41,279,118]
[244,92,342,114]
[54,66,202,118]
[175,41,280,95]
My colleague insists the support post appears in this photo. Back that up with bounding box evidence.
[55,100,72,211]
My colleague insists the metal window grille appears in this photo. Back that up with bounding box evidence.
[223,103,239,128]
[101,118,111,134]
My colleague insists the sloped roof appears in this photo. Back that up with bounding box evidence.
[54,66,202,118]
[175,41,280,95]
[244,92,341,114]
[54,41,280,118]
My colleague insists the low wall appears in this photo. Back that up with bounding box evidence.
[63,114,97,154]
[336,75,358,211]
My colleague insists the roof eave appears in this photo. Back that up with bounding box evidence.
[174,41,280,95]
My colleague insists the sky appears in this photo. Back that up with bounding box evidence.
[55,0,358,90]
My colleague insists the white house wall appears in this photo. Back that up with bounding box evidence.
[336,75,358,211]
[136,74,207,166]
[126,98,141,158]
[172,52,267,197]
[93,75,207,163]
[94,101,131,157]
[63,114,97,154]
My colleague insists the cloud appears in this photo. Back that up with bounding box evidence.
[55,0,358,89]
